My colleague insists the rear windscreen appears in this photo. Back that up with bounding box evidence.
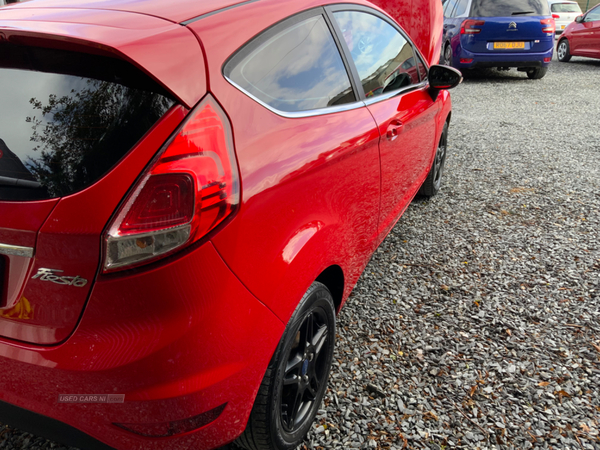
[0,43,175,201]
[470,0,550,16]
[550,3,581,12]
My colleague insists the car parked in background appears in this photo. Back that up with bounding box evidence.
[557,2,600,61]
[548,0,583,35]
[0,0,461,449]
[441,0,555,79]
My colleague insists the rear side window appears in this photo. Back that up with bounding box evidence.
[444,0,459,16]
[0,43,175,201]
[454,0,470,17]
[224,12,355,113]
[550,3,581,13]
[470,0,549,16]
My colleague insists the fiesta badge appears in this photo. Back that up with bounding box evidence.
[32,268,88,287]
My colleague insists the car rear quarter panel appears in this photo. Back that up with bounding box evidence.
[0,242,284,450]
[187,0,387,324]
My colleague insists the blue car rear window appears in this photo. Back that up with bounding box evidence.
[470,0,549,16]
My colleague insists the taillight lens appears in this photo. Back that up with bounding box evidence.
[461,19,485,34]
[103,94,239,272]
[541,18,555,33]
[552,14,560,19]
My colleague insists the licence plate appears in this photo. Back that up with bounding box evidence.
[493,42,525,49]
[561,25,566,29]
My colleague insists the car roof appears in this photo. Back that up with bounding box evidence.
[1,0,249,23]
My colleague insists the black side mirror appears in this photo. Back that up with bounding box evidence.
[428,65,463,100]
[575,15,584,23]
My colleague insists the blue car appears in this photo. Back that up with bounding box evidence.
[441,0,555,79]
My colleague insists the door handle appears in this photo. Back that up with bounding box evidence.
[386,121,403,141]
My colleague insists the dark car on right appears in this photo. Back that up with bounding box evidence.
[441,0,555,79]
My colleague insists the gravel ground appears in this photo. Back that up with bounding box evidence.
[2,57,599,450]
[298,57,600,450]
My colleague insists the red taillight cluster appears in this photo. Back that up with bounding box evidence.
[552,14,560,19]
[541,18,555,33]
[104,94,239,272]
[461,19,485,34]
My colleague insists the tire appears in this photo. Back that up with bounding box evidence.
[557,39,572,62]
[442,43,453,66]
[418,122,448,197]
[526,67,548,79]
[236,282,336,450]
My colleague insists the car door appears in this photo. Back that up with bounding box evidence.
[327,6,439,240]
[582,5,600,57]
[571,6,600,54]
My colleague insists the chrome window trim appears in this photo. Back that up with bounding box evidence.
[0,243,34,258]
[225,77,366,118]
[362,81,429,107]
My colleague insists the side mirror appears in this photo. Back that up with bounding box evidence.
[575,15,584,23]
[428,65,463,100]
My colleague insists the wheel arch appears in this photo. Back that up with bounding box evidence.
[315,265,345,314]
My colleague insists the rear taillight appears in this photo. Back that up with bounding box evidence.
[552,14,560,19]
[460,19,485,34]
[541,18,555,33]
[103,94,239,272]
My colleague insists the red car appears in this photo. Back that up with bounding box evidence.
[557,2,600,61]
[0,0,460,449]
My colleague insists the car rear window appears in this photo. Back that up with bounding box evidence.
[224,13,355,114]
[470,0,550,16]
[0,43,175,201]
[550,2,581,12]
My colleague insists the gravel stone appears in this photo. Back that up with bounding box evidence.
[2,56,600,450]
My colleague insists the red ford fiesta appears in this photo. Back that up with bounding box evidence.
[0,0,460,448]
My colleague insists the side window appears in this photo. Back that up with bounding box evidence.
[444,0,459,17]
[333,11,420,99]
[454,0,469,17]
[224,13,355,113]
[585,6,600,21]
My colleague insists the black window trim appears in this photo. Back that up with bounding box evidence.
[324,4,429,108]
[222,7,364,119]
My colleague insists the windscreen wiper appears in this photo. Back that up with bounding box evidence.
[512,11,535,15]
[0,176,41,188]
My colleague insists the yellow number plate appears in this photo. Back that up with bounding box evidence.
[493,42,526,49]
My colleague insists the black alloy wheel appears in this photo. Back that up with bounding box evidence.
[236,282,335,450]
[418,121,448,197]
[279,306,330,433]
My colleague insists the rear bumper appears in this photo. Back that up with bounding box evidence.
[0,242,284,450]
[456,46,554,69]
